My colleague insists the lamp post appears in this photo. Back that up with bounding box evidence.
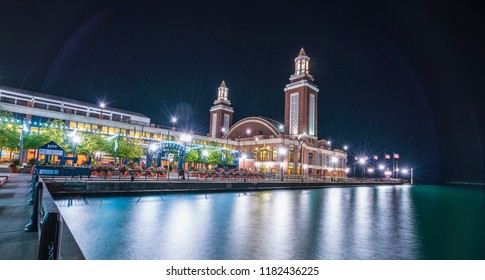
[19,122,29,163]
[148,143,158,168]
[241,153,247,169]
[179,133,192,171]
[401,168,409,182]
[331,156,338,181]
[368,168,374,179]
[100,102,105,119]
[359,158,366,178]
[202,150,209,168]
[297,133,305,175]
[71,135,81,166]
[167,116,177,141]
[318,148,325,180]
[378,164,385,179]
[278,147,287,181]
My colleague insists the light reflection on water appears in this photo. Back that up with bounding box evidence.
[55,185,485,259]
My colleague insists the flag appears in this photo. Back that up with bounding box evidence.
[364,156,369,160]
[373,155,378,160]
[393,153,400,159]
[354,156,359,161]
[385,154,390,160]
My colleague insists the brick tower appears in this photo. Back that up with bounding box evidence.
[284,48,319,138]
[209,81,234,138]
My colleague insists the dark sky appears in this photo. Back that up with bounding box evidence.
[0,0,483,184]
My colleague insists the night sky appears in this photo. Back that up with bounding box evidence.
[0,1,483,184]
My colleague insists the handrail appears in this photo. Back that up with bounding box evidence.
[25,168,63,260]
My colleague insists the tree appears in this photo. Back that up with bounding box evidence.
[206,150,223,165]
[23,133,50,150]
[0,108,20,156]
[105,137,144,161]
[75,132,109,159]
[185,149,200,163]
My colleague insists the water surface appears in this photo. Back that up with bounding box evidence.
[55,185,485,259]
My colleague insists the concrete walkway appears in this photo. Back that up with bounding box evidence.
[0,173,38,260]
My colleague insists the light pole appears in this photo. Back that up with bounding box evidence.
[202,150,209,168]
[179,133,192,171]
[241,153,247,169]
[331,156,338,181]
[401,168,409,182]
[278,147,287,181]
[297,133,305,175]
[148,143,158,168]
[71,135,81,166]
[100,102,105,119]
[19,122,29,163]
[379,164,385,179]
[359,157,366,179]
[167,117,177,141]
[318,148,325,180]
[410,168,414,184]
[368,168,374,179]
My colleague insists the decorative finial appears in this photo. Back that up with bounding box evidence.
[298,47,306,57]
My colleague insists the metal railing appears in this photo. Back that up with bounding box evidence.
[25,170,63,260]
[39,167,405,184]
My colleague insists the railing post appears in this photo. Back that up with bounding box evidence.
[27,173,39,205]
[38,212,63,260]
[25,181,43,232]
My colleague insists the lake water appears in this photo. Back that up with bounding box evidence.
[55,184,485,259]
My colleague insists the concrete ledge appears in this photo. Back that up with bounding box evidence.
[46,180,404,196]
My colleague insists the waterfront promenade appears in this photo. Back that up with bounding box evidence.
[0,173,38,259]
[0,173,84,260]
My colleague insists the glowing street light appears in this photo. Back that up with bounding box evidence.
[359,158,366,164]
[241,153,247,169]
[180,134,192,143]
[343,145,348,151]
[202,150,209,167]
[379,164,385,170]
[278,147,287,181]
[99,102,106,119]
[368,168,374,173]
[171,117,177,123]
[401,169,409,174]
[149,143,158,152]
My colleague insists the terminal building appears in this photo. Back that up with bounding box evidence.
[0,48,347,177]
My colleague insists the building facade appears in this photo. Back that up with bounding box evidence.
[0,48,347,177]
[216,48,347,177]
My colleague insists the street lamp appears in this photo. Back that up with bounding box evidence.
[100,102,105,119]
[278,147,287,181]
[241,153,247,169]
[167,116,177,141]
[72,135,81,166]
[296,134,305,175]
[359,157,366,178]
[179,133,192,171]
[202,150,209,168]
[343,145,348,151]
[147,143,158,168]
[318,148,325,179]
[331,156,338,181]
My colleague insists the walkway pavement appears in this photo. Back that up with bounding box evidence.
[0,173,38,260]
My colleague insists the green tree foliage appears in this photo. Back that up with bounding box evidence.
[45,120,69,150]
[75,132,109,158]
[22,132,50,150]
[106,137,144,160]
[206,150,223,165]
[0,109,20,151]
[224,152,235,166]
[185,149,200,163]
